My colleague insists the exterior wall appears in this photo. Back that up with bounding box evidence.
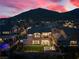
[26,34,33,45]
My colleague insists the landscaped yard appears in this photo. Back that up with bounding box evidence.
[23,45,44,52]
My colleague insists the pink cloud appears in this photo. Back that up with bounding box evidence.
[49,0,62,2]
[0,0,78,18]
[70,0,79,7]
[0,0,37,10]
[47,4,67,12]
[0,16,8,18]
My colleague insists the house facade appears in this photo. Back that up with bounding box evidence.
[26,31,57,51]
[27,32,52,45]
[26,27,67,51]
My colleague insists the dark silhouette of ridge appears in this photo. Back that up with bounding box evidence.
[0,8,79,22]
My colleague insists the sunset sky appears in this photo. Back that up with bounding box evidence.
[0,0,79,18]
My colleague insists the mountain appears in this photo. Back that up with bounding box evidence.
[11,8,61,22]
[61,8,79,22]
[0,8,79,32]
[10,8,79,22]
[0,8,79,25]
[67,8,79,14]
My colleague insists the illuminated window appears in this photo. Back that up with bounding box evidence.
[42,33,48,36]
[63,21,74,28]
[2,32,10,34]
[70,41,77,45]
[44,46,51,51]
[68,24,73,28]
[32,40,40,44]
[63,23,68,27]
[34,33,40,38]
[44,46,56,51]
[74,26,77,29]
[42,32,51,37]
[51,46,56,50]
[0,38,3,42]
[41,40,50,46]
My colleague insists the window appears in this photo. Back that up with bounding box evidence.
[70,41,77,45]
[42,33,48,36]
[2,32,10,34]
[41,40,50,46]
[34,33,40,38]
[44,46,56,51]
[0,38,3,42]
[42,32,51,37]
[32,40,40,44]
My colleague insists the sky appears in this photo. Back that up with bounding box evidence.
[0,0,79,18]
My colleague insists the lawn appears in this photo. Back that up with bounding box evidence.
[23,45,44,52]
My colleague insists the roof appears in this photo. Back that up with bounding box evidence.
[28,26,51,34]
[0,25,13,31]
